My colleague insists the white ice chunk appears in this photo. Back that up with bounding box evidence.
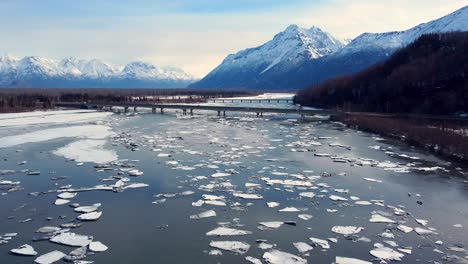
[77,211,102,221]
[331,226,364,235]
[11,244,38,256]
[263,249,307,264]
[309,237,330,249]
[50,232,93,247]
[369,214,395,223]
[369,247,404,261]
[34,250,66,264]
[209,241,250,254]
[336,256,372,264]
[206,227,252,236]
[89,241,108,252]
[293,242,313,253]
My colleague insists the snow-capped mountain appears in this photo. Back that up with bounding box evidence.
[191,5,468,90]
[0,56,196,88]
[339,5,468,55]
[191,25,346,89]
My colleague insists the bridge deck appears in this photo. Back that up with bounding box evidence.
[55,102,333,116]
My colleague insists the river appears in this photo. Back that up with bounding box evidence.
[0,95,467,264]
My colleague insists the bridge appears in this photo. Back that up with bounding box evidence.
[55,102,334,118]
[210,98,291,103]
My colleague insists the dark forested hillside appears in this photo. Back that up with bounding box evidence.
[295,32,468,115]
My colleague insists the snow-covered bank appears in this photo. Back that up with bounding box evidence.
[0,125,114,148]
[0,110,112,127]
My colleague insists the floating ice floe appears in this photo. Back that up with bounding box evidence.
[362,178,382,183]
[299,192,315,198]
[54,140,118,164]
[278,207,301,212]
[309,237,330,249]
[246,256,262,264]
[355,201,372,205]
[233,193,263,200]
[11,244,37,256]
[34,250,66,264]
[263,249,307,264]
[89,241,108,252]
[206,227,252,236]
[414,227,437,235]
[267,202,280,208]
[369,214,395,223]
[50,232,93,247]
[190,210,217,220]
[77,211,102,221]
[415,219,428,226]
[331,226,364,235]
[209,241,250,254]
[397,225,413,233]
[335,256,372,264]
[369,247,404,261]
[54,199,70,205]
[74,203,101,213]
[258,222,285,229]
[36,226,61,233]
[211,172,231,178]
[293,242,313,253]
[329,195,348,201]
[298,214,313,220]
[57,192,77,199]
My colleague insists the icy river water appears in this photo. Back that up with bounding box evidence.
[1,96,468,264]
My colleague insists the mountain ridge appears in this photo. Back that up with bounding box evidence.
[0,56,196,88]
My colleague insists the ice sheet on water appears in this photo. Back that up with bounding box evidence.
[267,202,280,208]
[278,207,301,212]
[0,125,114,148]
[54,140,118,164]
[298,214,313,220]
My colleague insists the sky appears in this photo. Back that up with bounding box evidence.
[0,0,467,77]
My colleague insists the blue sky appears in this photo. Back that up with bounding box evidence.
[1,0,467,77]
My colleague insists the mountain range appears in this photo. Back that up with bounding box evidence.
[191,5,468,90]
[0,56,196,88]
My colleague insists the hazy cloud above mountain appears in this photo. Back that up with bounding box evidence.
[0,0,466,77]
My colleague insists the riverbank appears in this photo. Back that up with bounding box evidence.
[334,114,468,162]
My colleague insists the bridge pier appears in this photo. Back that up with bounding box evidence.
[133,107,137,112]
[223,111,226,117]
[217,110,221,116]
[260,112,263,117]
[231,100,234,103]
[182,109,187,115]
[160,108,164,114]
[268,100,271,103]
[152,107,156,114]
[190,109,193,116]
[124,107,129,113]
